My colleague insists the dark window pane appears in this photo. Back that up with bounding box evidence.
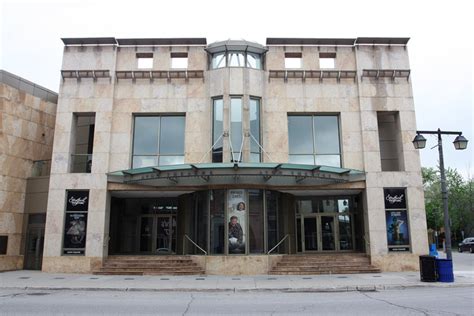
[250,98,261,162]
[210,190,225,254]
[288,116,313,154]
[266,191,279,252]
[133,117,160,155]
[313,116,340,154]
[159,116,185,155]
[339,214,353,250]
[249,190,264,254]
[304,218,318,251]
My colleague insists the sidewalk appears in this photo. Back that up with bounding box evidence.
[1,270,473,293]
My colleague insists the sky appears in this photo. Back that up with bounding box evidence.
[1,0,472,178]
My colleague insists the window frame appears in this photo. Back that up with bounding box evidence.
[131,114,186,168]
[249,96,262,162]
[136,52,154,69]
[288,114,342,167]
[284,52,302,69]
[170,52,188,69]
[212,97,224,163]
[319,52,336,69]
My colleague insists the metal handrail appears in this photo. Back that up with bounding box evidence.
[183,235,207,255]
[267,234,291,254]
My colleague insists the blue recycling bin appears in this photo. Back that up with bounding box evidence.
[436,258,454,282]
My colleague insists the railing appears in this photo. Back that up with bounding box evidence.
[267,234,291,255]
[31,160,51,177]
[71,154,93,173]
[183,235,207,255]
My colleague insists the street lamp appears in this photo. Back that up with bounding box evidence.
[412,128,469,260]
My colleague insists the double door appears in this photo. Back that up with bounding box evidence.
[297,214,354,252]
[139,215,176,254]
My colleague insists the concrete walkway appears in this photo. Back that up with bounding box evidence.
[1,270,473,293]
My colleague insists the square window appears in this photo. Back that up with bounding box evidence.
[171,52,188,69]
[136,52,153,69]
[285,52,302,69]
[319,52,336,69]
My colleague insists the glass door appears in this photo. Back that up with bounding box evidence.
[320,216,336,251]
[24,226,44,270]
[139,216,154,253]
[155,215,176,254]
[303,217,318,251]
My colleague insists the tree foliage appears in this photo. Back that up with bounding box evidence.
[422,167,474,241]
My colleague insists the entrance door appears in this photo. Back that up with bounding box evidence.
[139,215,176,254]
[24,226,44,270]
[298,215,338,252]
[320,216,336,251]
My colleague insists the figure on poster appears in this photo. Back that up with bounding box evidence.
[66,217,86,244]
[386,210,409,246]
[228,216,245,253]
[237,201,246,211]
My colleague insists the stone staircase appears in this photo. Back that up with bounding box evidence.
[93,256,205,276]
[269,253,381,275]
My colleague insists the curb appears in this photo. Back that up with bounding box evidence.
[1,282,473,293]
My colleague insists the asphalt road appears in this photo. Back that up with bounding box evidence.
[0,286,472,315]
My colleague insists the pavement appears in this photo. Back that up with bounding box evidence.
[1,252,472,293]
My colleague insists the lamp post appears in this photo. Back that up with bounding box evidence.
[412,129,468,260]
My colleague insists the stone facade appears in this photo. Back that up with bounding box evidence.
[0,70,57,271]
[42,37,428,274]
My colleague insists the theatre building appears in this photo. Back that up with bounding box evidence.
[40,36,428,275]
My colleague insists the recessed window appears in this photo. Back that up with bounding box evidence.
[132,115,185,168]
[285,52,302,69]
[288,115,341,167]
[249,98,261,162]
[212,98,224,163]
[171,52,188,69]
[136,52,153,69]
[230,97,243,162]
[319,52,336,69]
[71,114,95,173]
[0,236,7,255]
[377,112,404,171]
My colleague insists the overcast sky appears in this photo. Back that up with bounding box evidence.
[1,0,472,177]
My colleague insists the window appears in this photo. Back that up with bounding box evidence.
[246,52,262,69]
[211,52,263,69]
[136,52,153,69]
[171,52,188,69]
[71,114,95,173]
[288,115,341,167]
[319,52,336,69]
[132,116,185,168]
[249,98,261,162]
[377,112,404,171]
[212,98,224,162]
[230,97,243,162]
[211,52,226,69]
[0,236,7,255]
[285,52,302,69]
[210,190,225,254]
[249,190,264,254]
[228,52,245,67]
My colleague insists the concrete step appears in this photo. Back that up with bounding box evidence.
[94,255,205,276]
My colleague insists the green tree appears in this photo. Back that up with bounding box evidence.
[422,167,474,242]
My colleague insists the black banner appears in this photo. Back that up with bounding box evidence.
[66,191,89,212]
[384,188,406,209]
[63,190,89,255]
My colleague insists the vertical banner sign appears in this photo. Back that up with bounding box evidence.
[384,188,410,251]
[227,189,246,254]
[63,190,89,255]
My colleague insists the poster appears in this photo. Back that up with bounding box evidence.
[386,210,410,251]
[227,189,246,254]
[384,188,406,209]
[63,191,89,255]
